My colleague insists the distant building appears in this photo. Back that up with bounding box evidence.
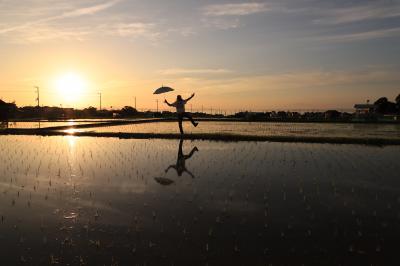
[354,104,376,116]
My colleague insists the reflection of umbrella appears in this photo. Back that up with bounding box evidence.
[154,177,174,186]
[153,86,174,95]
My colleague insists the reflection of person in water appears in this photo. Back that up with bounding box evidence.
[165,139,198,178]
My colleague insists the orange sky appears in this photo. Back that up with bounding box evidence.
[1,0,399,112]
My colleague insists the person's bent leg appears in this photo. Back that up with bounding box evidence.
[184,112,198,127]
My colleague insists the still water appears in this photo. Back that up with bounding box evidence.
[0,135,399,265]
[75,121,400,139]
[5,121,99,129]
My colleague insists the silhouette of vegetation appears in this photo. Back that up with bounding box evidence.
[120,106,138,117]
[374,97,397,114]
[1,93,399,122]
[0,99,17,122]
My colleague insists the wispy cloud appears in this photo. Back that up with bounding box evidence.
[313,3,400,25]
[251,68,400,88]
[155,66,400,109]
[203,3,270,16]
[61,0,120,18]
[100,22,163,42]
[111,22,156,37]
[315,27,400,42]
[201,2,269,30]
[201,17,240,30]
[0,0,171,44]
[12,25,91,43]
[159,68,232,75]
[185,67,400,100]
[0,0,121,35]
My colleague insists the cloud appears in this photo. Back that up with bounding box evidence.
[112,22,156,37]
[203,3,270,16]
[166,27,196,37]
[0,0,121,35]
[313,3,400,25]
[201,17,241,30]
[96,22,163,44]
[169,66,400,94]
[159,68,232,75]
[201,2,269,30]
[251,68,400,88]
[12,26,91,43]
[315,27,400,42]
[61,0,120,18]
[0,1,164,44]
[152,66,400,109]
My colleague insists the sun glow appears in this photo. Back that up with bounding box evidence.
[55,72,87,103]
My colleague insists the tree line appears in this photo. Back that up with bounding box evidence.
[1,93,399,121]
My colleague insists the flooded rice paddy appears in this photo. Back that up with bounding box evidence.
[6,121,103,129]
[72,121,400,140]
[0,135,399,265]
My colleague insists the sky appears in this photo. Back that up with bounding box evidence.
[0,0,400,112]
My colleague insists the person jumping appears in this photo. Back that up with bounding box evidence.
[165,93,198,134]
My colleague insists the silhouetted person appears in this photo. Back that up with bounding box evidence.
[165,93,198,134]
[165,139,198,178]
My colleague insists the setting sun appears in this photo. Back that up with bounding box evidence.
[54,72,87,103]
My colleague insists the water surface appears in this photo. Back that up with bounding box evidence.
[0,135,399,264]
[73,121,400,139]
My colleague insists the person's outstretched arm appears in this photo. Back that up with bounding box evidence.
[185,93,195,102]
[164,99,173,107]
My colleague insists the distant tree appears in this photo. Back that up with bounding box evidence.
[374,97,388,105]
[396,93,400,113]
[374,97,397,114]
[42,106,64,120]
[277,111,287,119]
[325,110,341,120]
[83,106,98,117]
[120,106,137,117]
[0,100,17,121]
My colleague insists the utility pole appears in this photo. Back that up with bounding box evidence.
[98,92,102,111]
[134,96,137,110]
[201,105,204,113]
[34,86,40,107]
[156,99,159,113]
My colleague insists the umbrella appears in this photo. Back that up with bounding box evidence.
[153,86,174,95]
[154,177,174,186]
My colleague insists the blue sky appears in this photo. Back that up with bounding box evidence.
[0,0,399,110]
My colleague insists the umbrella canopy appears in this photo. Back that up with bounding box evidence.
[153,86,174,95]
[154,177,174,186]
